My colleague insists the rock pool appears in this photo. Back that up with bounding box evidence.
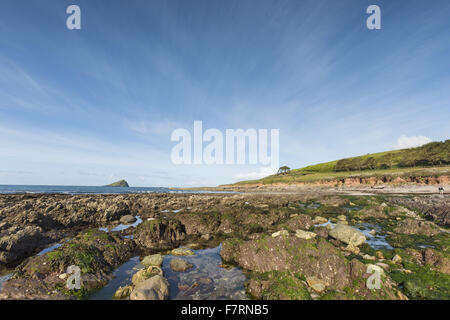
[163,245,247,300]
[89,256,142,300]
[0,273,12,291]
[355,223,394,250]
[314,220,394,250]
[88,244,248,300]
[99,216,143,233]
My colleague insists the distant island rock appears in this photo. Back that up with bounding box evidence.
[105,180,130,187]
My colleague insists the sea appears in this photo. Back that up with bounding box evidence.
[0,185,230,195]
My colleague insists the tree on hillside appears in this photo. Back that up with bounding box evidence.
[277,166,291,175]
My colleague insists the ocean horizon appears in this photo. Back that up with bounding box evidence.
[0,184,218,195]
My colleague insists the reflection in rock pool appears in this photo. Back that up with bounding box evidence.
[298,202,321,209]
[89,256,142,300]
[343,205,362,212]
[99,216,143,233]
[163,245,247,300]
[37,243,62,256]
[356,223,394,250]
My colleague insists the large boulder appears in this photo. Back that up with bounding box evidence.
[129,275,169,300]
[285,214,313,231]
[133,219,186,249]
[0,226,49,264]
[141,254,163,267]
[221,236,351,290]
[329,224,366,247]
[221,235,400,299]
[175,212,220,236]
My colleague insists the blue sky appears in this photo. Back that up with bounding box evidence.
[0,0,449,187]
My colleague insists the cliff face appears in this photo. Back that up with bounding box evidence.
[106,180,130,187]
[223,175,450,190]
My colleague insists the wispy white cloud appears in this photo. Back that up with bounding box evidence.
[393,135,433,150]
[233,167,276,181]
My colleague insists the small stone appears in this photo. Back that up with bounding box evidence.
[306,276,327,293]
[178,283,189,291]
[141,254,163,267]
[403,269,412,274]
[375,251,384,259]
[392,254,402,264]
[58,273,67,280]
[313,216,328,224]
[271,230,289,238]
[171,247,195,256]
[201,234,211,241]
[120,215,136,224]
[344,244,360,254]
[369,229,376,236]
[295,230,316,240]
[337,215,347,221]
[362,254,376,261]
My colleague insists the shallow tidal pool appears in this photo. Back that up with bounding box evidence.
[0,273,12,291]
[88,244,248,300]
[163,245,247,300]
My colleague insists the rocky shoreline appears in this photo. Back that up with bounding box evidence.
[0,191,449,300]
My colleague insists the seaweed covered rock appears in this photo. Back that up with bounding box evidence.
[175,212,220,236]
[0,229,135,300]
[223,235,400,299]
[141,254,163,267]
[222,236,351,290]
[132,266,163,285]
[394,218,440,236]
[133,219,186,249]
[0,226,53,265]
[285,214,313,232]
[246,271,311,300]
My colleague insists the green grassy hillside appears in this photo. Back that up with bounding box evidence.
[234,140,450,185]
